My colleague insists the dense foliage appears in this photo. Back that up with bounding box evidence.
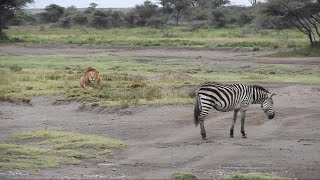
[0,0,34,38]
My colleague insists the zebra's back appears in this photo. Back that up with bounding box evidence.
[197,83,249,112]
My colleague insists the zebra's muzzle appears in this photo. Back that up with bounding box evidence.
[268,114,275,119]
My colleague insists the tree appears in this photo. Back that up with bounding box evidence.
[192,0,230,8]
[209,0,230,8]
[157,0,173,21]
[211,9,226,28]
[63,6,77,17]
[134,1,158,26]
[90,3,98,9]
[189,0,229,26]
[111,11,125,27]
[71,13,88,26]
[248,0,257,5]
[125,11,141,28]
[87,10,111,28]
[84,3,98,14]
[238,12,252,27]
[39,4,65,23]
[169,0,192,25]
[0,0,34,37]
[264,0,320,47]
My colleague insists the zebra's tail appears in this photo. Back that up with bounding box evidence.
[194,94,201,127]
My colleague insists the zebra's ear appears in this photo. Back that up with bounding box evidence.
[270,93,276,98]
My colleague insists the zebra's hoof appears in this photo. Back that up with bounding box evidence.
[230,135,234,138]
[202,135,207,140]
[201,133,207,140]
[242,135,247,139]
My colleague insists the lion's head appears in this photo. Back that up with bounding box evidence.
[81,67,102,88]
[86,69,99,83]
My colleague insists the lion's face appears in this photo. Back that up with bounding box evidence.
[87,71,98,83]
[81,67,102,88]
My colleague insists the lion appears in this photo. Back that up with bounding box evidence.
[80,67,102,88]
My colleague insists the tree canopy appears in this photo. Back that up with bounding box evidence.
[264,0,320,46]
[0,0,34,37]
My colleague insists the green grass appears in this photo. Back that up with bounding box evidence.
[0,52,319,106]
[171,172,198,180]
[12,130,125,149]
[222,172,288,180]
[3,26,308,48]
[270,47,320,57]
[0,130,125,170]
[0,144,80,170]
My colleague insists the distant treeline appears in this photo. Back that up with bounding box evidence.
[10,1,291,30]
[5,0,320,46]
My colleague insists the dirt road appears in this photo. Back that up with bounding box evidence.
[0,45,320,179]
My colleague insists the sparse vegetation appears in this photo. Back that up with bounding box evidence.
[270,47,320,57]
[0,130,125,170]
[222,172,287,180]
[171,171,198,180]
[0,52,319,107]
[4,27,308,48]
[9,64,23,72]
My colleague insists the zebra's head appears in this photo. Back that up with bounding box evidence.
[261,93,276,119]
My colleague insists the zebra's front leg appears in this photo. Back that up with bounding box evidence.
[240,109,247,139]
[199,119,207,140]
[230,109,239,138]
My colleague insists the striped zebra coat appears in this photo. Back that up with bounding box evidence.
[194,82,276,140]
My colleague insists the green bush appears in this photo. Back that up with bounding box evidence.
[9,65,22,72]
[222,172,287,180]
[171,172,198,180]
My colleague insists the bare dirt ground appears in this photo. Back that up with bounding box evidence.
[1,45,320,179]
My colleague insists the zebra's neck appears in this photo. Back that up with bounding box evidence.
[250,86,268,104]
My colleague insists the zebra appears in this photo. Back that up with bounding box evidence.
[194,82,276,140]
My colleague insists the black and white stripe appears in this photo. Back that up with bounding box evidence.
[194,82,275,140]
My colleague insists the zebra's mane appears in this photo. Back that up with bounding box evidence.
[250,85,269,93]
[198,82,269,93]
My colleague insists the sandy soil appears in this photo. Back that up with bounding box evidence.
[0,45,320,179]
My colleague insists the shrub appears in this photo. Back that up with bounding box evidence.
[87,10,112,29]
[144,87,162,101]
[9,65,22,72]
[146,17,166,28]
[171,172,198,180]
[238,13,252,27]
[71,13,88,26]
[222,172,287,180]
[188,20,209,32]
[57,17,72,28]
[211,10,226,28]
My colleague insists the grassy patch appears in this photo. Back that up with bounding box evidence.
[0,130,125,170]
[12,130,125,149]
[222,172,288,180]
[270,47,320,57]
[4,26,308,48]
[0,144,80,170]
[171,172,198,180]
[0,52,319,107]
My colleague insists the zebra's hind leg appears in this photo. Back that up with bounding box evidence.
[230,109,239,138]
[240,109,247,139]
[199,119,207,140]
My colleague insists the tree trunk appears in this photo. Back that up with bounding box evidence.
[175,12,180,25]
